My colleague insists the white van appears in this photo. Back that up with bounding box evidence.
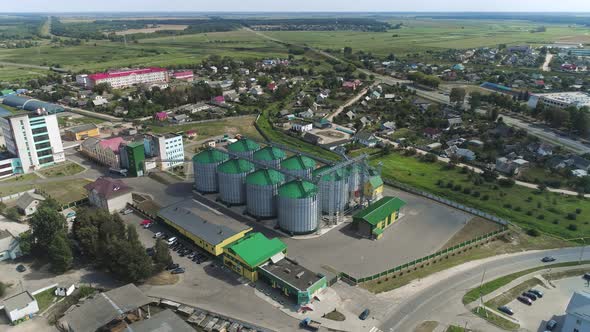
[167,237,177,245]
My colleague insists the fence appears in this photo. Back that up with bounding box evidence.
[340,227,507,285]
[383,178,509,226]
[0,189,36,203]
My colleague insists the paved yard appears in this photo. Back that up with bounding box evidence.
[506,276,588,332]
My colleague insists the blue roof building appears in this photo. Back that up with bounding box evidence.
[2,95,64,114]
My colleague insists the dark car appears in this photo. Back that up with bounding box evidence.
[359,309,370,320]
[166,263,179,271]
[522,292,537,301]
[546,319,557,331]
[529,289,544,298]
[584,273,590,281]
[517,296,533,305]
[171,267,185,274]
[497,306,514,316]
[16,264,26,272]
[542,256,556,263]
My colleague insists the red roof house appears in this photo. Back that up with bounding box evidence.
[154,112,168,121]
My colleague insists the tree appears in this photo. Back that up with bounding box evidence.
[469,92,482,111]
[29,203,67,253]
[450,88,466,105]
[92,82,112,95]
[18,231,33,256]
[48,233,73,274]
[152,238,172,272]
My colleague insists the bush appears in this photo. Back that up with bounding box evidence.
[526,210,533,216]
[537,214,545,220]
[503,203,512,209]
[514,206,522,212]
[453,184,462,191]
[4,207,20,221]
[553,220,559,225]
[446,182,454,189]
[472,191,481,198]
[481,194,489,200]
[576,208,582,214]
[537,202,542,209]
[568,224,578,231]
[526,229,540,237]
[498,178,515,187]
[436,179,444,186]
[463,188,472,195]
[567,213,577,220]
[420,153,438,163]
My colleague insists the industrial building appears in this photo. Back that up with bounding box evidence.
[0,113,65,174]
[217,159,255,206]
[281,154,316,180]
[75,67,169,89]
[253,146,286,168]
[123,141,145,177]
[353,196,406,240]
[259,257,327,305]
[277,180,319,235]
[223,232,287,282]
[144,133,184,170]
[1,95,65,114]
[64,124,100,141]
[193,148,229,193]
[245,168,285,219]
[158,199,252,256]
[528,92,590,110]
[314,165,350,214]
[227,138,260,159]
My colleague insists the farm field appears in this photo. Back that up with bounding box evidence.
[0,28,288,72]
[147,115,263,140]
[370,151,590,240]
[0,66,50,82]
[265,19,590,56]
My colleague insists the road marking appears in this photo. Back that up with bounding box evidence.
[369,326,383,332]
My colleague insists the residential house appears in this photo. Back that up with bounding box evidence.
[567,155,590,171]
[445,145,476,161]
[298,109,315,119]
[0,230,21,261]
[2,291,38,323]
[302,133,324,145]
[495,157,529,175]
[313,118,331,129]
[84,177,133,213]
[527,143,553,157]
[154,112,168,121]
[15,192,45,216]
[249,87,263,96]
[381,121,396,131]
[92,96,108,107]
[384,94,396,100]
[446,117,463,130]
[354,131,378,148]
[211,95,225,105]
[572,169,588,178]
[171,114,188,124]
[345,110,356,120]
[291,120,313,133]
[423,128,442,140]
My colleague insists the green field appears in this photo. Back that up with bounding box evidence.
[265,19,590,56]
[0,178,90,204]
[0,65,50,82]
[148,115,263,139]
[371,151,590,239]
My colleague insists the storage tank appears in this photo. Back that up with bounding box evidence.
[253,146,286,169]
[314,165,349,214]
[227,138,260,159]
[193,148,229,193]
[246,168,285,218]
[281,154,316,180]
[217,159,254,205]
[277,180,319,235]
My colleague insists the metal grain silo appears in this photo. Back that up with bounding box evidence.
[246,168,285,218]
[314,166,350,214]
[348,164,362,198]
[253,146,286,169]
[193,148,229,193]
[277,180,319,235]
[217,159,254,205]
[280,154,316,180]
[227,138,260,159]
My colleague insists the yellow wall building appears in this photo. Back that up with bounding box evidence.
[64,124,100,141]
[364,175,384,202]
[223,232,287,282]
[353,196,406,240]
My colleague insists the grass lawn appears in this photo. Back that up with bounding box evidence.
[148,115,262,140]
[58,116,105,128]
[472,307,519,331]
[0,178,91,204]
[38,162,85,178]
[463,260,590,304]
[446,326,467,332]
[0,173,40,184]
[0,66,50,82]
[484,278,542,308]
[371,151,590,240]
[33,287,57,312]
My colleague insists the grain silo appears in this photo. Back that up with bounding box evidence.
[314,165,350,214]
[246,168,285,219]
[253,146,286,169]
[348,164,362,199]
[217,159,254,205]
[193,148,229,193]
[277,180,319,235]
[227,138,260,159]
[280,154,316,180]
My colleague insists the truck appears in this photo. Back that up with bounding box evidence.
[300,318,321,331]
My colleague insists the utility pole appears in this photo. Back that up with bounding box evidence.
[478,268,487,317]
[580,238,586,265]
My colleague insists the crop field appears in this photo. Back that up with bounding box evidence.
[0,29,288,72]
[265,19,590,56]
[0,66,50,82]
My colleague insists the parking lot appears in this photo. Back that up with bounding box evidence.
[505,276,588,332]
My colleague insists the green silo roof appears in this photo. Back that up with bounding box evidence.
[217,159,254,174]
[228,138,260,153]
[313,165,349,181]
[281,155,316,171]
[246,168,285,186]
[193,149,229,164]
[253,146,286,161]
[279,180,318,199]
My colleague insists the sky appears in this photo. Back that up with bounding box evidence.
[3,0,590,13]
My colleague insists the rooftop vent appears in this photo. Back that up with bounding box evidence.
[296,271,305,279]
[284,268,291,274]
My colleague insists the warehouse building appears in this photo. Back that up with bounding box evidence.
[64,124,100,141]
[259,257,327,305]
[1,95,65,114]
[223,232,287,282]
[353,196,406,240]
[158,199,251,256]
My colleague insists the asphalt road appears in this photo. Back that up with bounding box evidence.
[381,246,590,332]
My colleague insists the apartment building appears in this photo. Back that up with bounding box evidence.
[76,67,169,89]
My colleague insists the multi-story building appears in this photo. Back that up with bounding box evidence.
[76,67,169,89]
[0,113,65,173]
[528,92,590,110]
[80,137,125,169]
[125,141,145,177]
[144,134,184,170]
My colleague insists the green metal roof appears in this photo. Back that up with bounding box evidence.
[372,228,384,235]
[246,168,285,186]
[228,138,260,153]
[253,146,286,161]
[368,176,384,188]
[1,90,15,96]
[193,149,229,164]
[281,155,316,171]
[313,165,349,181]
[217,159,254,174]
[353,196,406,226]
[226,232,287,268]
[279,180,318,199]
[126,141,144,149]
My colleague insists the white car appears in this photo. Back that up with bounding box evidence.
[153,232,163,239]
[120,208,133,215]
[167,237,177,245]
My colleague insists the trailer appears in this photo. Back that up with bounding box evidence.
[300,318,322,331]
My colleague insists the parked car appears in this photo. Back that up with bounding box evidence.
[359,309,370,320]
[153,232,163,239]
[546,319,557,331]
[522,292,537,301]
[171,267,185,274]
[166,263,179,271]
[16,264,26,272]
[517,296,533,305]
[167,237,177,245]
[529,289,544,298]
[583,273,590,281]
[497,306,514,316]
[120,208,133,215]
[542,256,556,263]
